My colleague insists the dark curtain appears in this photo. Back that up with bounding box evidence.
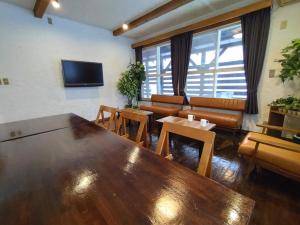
[241,7,271,114]
[171,31,193,104]
[135,47,143,101]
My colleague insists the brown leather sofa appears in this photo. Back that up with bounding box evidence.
[140,95,184,116]
[178,97,246,130]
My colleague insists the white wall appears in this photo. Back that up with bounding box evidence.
[243,2,300,131]
[0,2,134,123]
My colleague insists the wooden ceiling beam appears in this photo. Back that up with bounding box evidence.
[132,0,272,48]
[113,0,193,36]
[33,0,51,18]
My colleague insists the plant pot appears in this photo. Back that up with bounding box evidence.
[270,106,279,111]
[127,98,133,108]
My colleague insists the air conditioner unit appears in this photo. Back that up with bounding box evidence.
[277,0,300,6]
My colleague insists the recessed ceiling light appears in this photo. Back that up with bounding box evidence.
[122,24,129,30]
[52,0,60,9]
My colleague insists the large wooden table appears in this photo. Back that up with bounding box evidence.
[0,114,254,225]
[0,113,87,142]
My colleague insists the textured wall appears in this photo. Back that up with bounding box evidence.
[0,2,134,123]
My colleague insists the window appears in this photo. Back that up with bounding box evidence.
[141,43,172,99]
[186,23,246,99]
[141,23,246,100]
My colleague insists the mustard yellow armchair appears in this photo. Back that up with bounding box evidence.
[238,123,300,181]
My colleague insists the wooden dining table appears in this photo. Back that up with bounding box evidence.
[0,113,87,142]
[0,114,255,225]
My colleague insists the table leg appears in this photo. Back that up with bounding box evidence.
[143,123,149,148]
[148,115,153,132]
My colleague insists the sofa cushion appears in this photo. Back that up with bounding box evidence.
[151,95,184,105]
[190,97,246,111]
[140,105,179,116]
[178,109,242,128]
[239,132,300,175]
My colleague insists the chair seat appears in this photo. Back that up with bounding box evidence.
[239,132,300,175]
[178,109,242,128]
[140,105,180,116]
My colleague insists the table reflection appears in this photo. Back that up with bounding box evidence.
[151,179,187,225]
[73,170,97,195]
[155,195,180,220]
[124,146,140,173]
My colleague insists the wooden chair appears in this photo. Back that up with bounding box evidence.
[155,122,216,177]
[116,111,148,147]
[239,123,300,181]
[95,105,117,131]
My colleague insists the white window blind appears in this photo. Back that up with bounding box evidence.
[141,43,172,99]
[186,23,246,99]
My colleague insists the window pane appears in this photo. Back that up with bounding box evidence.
[218,24,243,69]
[186,73,214,98]
[142,46,157,99]
[160,45,171,74]
[141,42,172,99]
[189,31,218,71]
[186,31,217,98]
[186,23,246,99]
[216,71,247,99]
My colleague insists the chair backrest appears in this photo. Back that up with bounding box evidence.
[155,122,216,177]
[151,95,184,105]
[95,105,117,131]
[116,111,148,145]
[190,97,246,111]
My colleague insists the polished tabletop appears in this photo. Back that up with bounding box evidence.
[0,113,88,142]
[117,107,154,116]
[0,114,254,225]
[157,116,216,131]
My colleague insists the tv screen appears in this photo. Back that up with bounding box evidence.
[62,60,104,87]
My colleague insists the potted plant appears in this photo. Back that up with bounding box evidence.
[269,96,300,114]
[269,98,285,111]
[276,38,300,82]
[291,99,300,116]
[117,62,146,108]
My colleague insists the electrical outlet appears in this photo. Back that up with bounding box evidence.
[280,20,288,30]
[3,78,9,85]
[269,69,276,78]
[47,17,53,25]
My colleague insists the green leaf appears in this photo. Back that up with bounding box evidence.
[277,38,300,82]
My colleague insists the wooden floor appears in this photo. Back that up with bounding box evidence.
[130,123,300,225]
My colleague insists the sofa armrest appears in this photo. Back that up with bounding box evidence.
[257,123,300,134]
[248,136,300,153]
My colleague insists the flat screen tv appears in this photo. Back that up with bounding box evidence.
[62,60,104,87]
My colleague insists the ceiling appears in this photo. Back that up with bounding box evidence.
[1,0,259,40]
